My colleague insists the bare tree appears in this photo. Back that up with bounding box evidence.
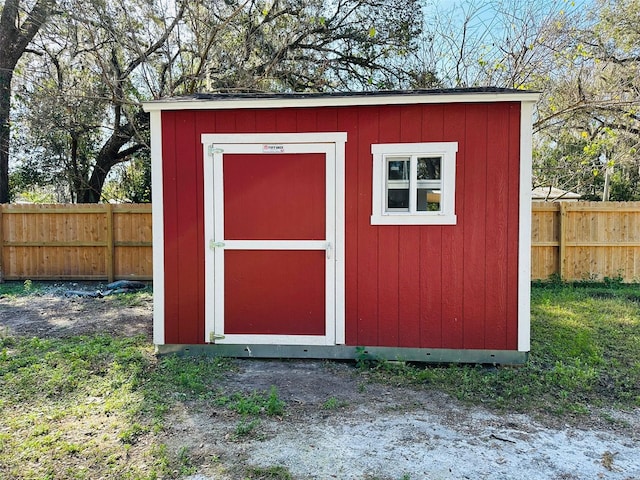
[14,0,424,202]
[533,0,640,200]
[413,0,572,88]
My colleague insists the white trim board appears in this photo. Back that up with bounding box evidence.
[150,111,165,345]
[202,132,347,346]
[518,101,535,352]
[202,132,347,145]
[144,92,540,112]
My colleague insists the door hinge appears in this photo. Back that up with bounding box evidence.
[209,332,225,343]
[207,145,224,156]
[209,240,225,249]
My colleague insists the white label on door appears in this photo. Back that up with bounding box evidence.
[262,144,285,153]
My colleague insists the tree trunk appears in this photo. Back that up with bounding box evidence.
[76,111,146,203]
[0,0,56,203]
[0,69,12,203]
[78,159,113,203]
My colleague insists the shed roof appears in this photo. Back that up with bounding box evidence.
[142,87,539,112]
[532,186,582,201]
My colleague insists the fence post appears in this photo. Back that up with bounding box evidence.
[105,203,115,283]
[558,202,567,281]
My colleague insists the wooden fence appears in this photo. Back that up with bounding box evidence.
[0,204,152,282]
[532,201,640,282]
[0,202,639,283]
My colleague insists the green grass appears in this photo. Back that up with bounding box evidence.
[322,396,348,410]
[0,333,231,479]
[358,283,640,415]
[110,288,153,307]
[245,465,293,479]
[215,385,286,417]
[1,282,639,478]
[0,279,44,297]
[0,280,153,302]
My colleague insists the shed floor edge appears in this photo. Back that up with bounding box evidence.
[155,344,529,365]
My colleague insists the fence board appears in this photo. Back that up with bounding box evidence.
[532,201,640,282]
[0,204,152,282]
[1,202,639,282]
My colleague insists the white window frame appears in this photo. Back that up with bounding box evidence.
[371,142,458,225]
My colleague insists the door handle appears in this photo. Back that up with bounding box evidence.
[326,242,332,259]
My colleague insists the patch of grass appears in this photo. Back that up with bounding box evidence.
[0,280,44,297]
[0,333,232,479]
[110,289,153,307]
[235,418,261,438]
[176,446,197,476]
[245,465,293,480]
[322,396,348,410]
[215,385,285,417]
[357,284,640,415]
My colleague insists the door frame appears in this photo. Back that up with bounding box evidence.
[202,132,347,346]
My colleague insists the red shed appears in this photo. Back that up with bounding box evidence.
[143,88,538,364]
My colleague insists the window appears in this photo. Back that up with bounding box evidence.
[371,142,458,225]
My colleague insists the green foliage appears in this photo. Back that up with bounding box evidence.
[322,396,348,410]
[111,289,153,307]
[0,280,43,297]
[355,346,379,369]
[102,155,151,203]
[176,446,197,476]
[245,465,293,480]
[357,284,640,414]
[235,418,261,438]
[10,0,425,203]
[215,386,285,417]
[532,0,640,201]
[0,334,232,479]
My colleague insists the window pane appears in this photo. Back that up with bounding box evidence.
[417,157,441,180]
[417,188,441,212]
[388,159,409,180]
[387,188,409,210]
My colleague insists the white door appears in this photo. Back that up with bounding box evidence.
[202,133,346,345]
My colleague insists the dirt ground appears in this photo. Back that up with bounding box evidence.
[1,284,639,480]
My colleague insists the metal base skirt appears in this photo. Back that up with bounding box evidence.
[155,344,528,365]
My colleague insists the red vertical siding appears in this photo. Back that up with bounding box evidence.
[419,104,445,348]
[377,106,402,347]
[296,108,318,132]
[462,104,489,349]
[398,105,424,348]
[163,110,204,344]
[338,108,360,346]
[484,103,511,350]
[192,112,208,344]
[276,109,297,132]
[161,112,180,343]
[160,101,522,350]
[440,104,466,349]
[235,109,257,132]
[355,107,379,345]
[215,108,235,131]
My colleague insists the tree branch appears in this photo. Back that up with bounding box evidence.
[121,1,187,80]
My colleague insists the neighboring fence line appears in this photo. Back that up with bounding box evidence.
[532,201,640,282]
[0,204,152,283]
[0,202,639,283]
